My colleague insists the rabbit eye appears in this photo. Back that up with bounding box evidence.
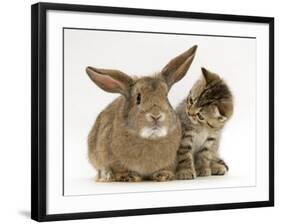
[136,93,141,105]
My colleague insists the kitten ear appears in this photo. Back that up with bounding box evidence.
[215,100,233,122]
[201,67,220,84]
[218,100,233,119]
[161,45,197,89]
[218,116,227,122]
[213,106,227,122]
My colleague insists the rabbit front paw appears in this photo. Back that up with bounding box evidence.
[115,172,142,182]
[96,169,115,182]
[152,170,175,182]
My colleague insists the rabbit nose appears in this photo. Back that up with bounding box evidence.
[146,113,165,122]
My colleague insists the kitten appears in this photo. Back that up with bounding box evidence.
[175,68,233,179]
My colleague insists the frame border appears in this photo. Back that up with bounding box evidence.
[31,2,274,222]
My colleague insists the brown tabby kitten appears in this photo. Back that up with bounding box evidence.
[175,68,233,179]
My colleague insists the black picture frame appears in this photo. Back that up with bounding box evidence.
[31,2,274,222]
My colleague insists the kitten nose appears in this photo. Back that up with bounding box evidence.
[146,113,164,122]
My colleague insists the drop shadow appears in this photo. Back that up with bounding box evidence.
[18,210,30,218]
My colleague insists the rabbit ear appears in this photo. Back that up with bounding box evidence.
[86,66,133,97]
[161,45,197,89]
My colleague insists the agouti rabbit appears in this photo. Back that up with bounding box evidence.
[86,45,197,182]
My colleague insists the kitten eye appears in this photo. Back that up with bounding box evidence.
[189,97,194,104]
[197,113,204,121]
[136,93,141,105]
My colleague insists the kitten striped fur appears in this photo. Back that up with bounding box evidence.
[175,68,233,179]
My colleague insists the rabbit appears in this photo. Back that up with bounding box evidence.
[86,45,197,182]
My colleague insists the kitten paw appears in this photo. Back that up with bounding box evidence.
[176,169,196,180]
[211,163,228,175]
[196,167,212,177]
[152,170,175,182]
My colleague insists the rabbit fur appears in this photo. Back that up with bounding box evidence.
[86,45,197,182]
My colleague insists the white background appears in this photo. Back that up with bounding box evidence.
[47,10,269,214]
[47,4,270,214]
[0,0,280,223]
[64,29,256,196]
